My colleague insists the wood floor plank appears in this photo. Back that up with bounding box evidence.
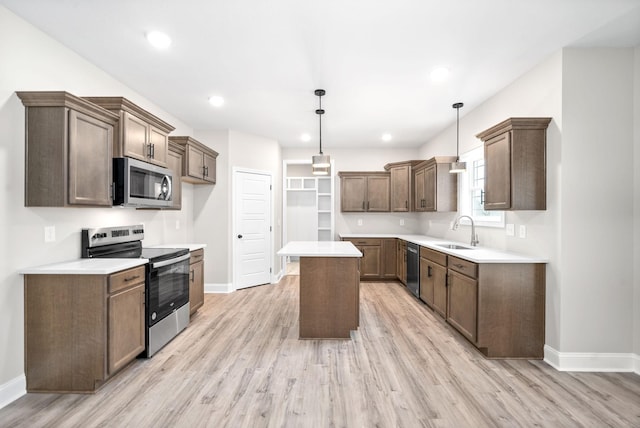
[1,277,639,427]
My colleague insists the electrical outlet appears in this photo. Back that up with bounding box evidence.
[44,226,56,243]
[175,220,180,230]
[519,225,527,238]
[357,219,363,226]
[506,223,515,236]
[400,219,405,226]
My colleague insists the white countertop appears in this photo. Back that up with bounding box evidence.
[339,233,547,263]
[19,258,148,275]
[278,241,363,257]
[149,243,207,252]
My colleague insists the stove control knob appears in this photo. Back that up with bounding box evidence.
[152,312,157,321]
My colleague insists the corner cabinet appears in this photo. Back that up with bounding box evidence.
[189,249,205,315]
[17,91,119,207]
[476,118,551,210]
[24,266,146,393]
[384,160,422,212]
[83,97,175,168]
[338,172,390,212]
[413,156,458,212]
[169,136,219,184]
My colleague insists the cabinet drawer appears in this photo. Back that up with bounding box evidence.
[348,238,382,246]
[420,247,447,266]
[190,249,204,264]
[109,266,145,294]
[448,256,477,279]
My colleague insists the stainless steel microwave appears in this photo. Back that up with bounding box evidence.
[113,157,172,208]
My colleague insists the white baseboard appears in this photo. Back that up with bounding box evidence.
[0,374,25,410]
[204,282,234,293]
[544,345,640,374]
[272,269,283,284]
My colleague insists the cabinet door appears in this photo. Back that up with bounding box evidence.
[381,239,397,279]
[414,168,425,211]
[359,245,381,278]
[148,125,168,167]
[186,146,205,180]
[390,165,410,212]
[341,176,366,212]
[68,110,113,206]
[203,152,217,183]
[189,260,205,314]
[431,263,448,318]
[122,112,149,162]
[366,176,390,212]
[419,257,434,305]
[484,132,511,210]
[447,270,478,343]
[108,283,145,375]
[423,164,437,211]
[167,148,182,210]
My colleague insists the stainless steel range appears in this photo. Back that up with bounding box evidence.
[81,224,190,357]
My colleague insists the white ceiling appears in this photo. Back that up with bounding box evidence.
[2,0,640,149]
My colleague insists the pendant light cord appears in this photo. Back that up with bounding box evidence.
[452,102,463,161]
[318,94,323,155]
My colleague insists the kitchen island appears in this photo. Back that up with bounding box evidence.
[277,241,362,339]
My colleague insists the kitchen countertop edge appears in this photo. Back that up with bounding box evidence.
[339,233,548,263]
[19,258,149,275]
[278,241,362,257]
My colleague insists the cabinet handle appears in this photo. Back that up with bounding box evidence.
[205,166,209,177]
[405,200,408,209]
[362,201,365,210]
[124,275,140,282]
[147,143,152,158]
[152,143,155,158]
[367,201,370,210]
[111,182,115,201]
[453,263,464,269]
[427,266,432,277]
[190,269,195,282]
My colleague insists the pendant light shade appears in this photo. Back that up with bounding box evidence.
[311,89,330,170]
[450,102,466,174]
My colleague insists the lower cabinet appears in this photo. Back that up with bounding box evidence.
[447,268,478,343]
[419,247,447,318]
[24,265,146,393]
[189,249,205,315]
[342,238,397,280]
[397,239,407,285]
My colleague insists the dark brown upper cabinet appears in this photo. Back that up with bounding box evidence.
[384,160,422,212]
[169,136,219,184]
[413,156,458,212]
[476,118,551,210]
[338,172,390,212]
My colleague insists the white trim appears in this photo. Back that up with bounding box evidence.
[0,374,26,410]
[544,345,640,374]
[272,269,284,284]
[204,283,234,294]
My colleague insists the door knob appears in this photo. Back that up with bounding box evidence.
[237,234,243,239]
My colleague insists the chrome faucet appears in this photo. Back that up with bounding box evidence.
[452,215,479,247]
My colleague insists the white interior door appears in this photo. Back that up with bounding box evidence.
[234,170,272,289]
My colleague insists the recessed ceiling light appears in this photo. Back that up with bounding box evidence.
[146,31,171,50]
[300,133,311,142]
[430,66,450,83]
[208,95,225,107]
[382,133,393,142]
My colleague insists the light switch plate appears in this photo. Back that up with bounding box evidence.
[400,219,405,226]
[175,220,180,230]
[506,224,515,236]
[357,219,363,226]
[44,226,56,242]
[519,225,527,238]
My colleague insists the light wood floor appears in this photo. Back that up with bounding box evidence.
[2,277,639,427]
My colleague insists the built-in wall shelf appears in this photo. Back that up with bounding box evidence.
[285,175,335,242]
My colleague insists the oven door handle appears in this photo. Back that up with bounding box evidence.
[151,253,191,269]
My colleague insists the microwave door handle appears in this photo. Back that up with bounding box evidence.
[151,253,191,269]
[159,175,172,201]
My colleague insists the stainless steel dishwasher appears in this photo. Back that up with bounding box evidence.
[406,242,419,298]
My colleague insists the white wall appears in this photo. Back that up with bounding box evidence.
[418,47,639,359]
[634,46,640,358]
[0,7,208,389]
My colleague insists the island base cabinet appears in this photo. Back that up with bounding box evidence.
[299,257,359,339]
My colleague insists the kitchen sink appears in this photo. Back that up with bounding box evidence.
[436,243,474,250]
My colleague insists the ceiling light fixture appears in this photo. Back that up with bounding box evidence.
[311,89,330,172]
[382,133,392,142]
[146,31,172,49]
[450,102,466,174]
[300,133,311,142]
[430,66,450,83]
[208,95,224,107]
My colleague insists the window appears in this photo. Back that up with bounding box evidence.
[458,147,504,228]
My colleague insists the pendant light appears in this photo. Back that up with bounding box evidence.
[450,102,466,174]
[311,89,330,172]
